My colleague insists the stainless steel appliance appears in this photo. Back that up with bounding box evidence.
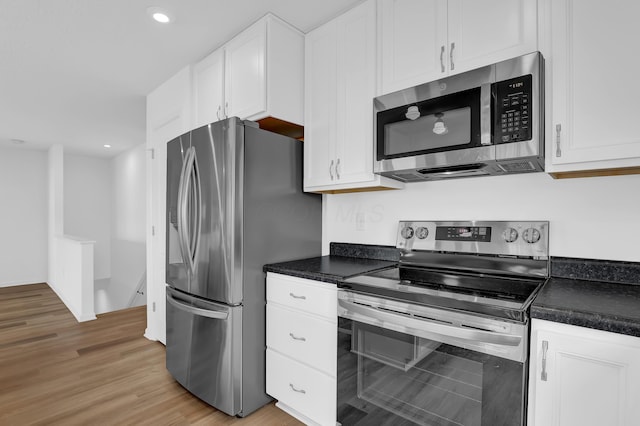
[165,117,321,417]
[337,220,549,426]
[374,52,544,181]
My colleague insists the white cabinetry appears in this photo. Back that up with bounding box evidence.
[528,319,640,426]
[540,0,640,177]
[145,66,192,344]
[304,0,403,193]
[379,0,538,94]
[192,14,304,137]
[192,49,225,128]
[265,273,337,426]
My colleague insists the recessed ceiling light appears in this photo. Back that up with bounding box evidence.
[104,144,111,148]
[147,7,173,24]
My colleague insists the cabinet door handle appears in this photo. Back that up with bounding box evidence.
[216,105,221,121]
[289,292,306,300]
[224,101,229,118]
[289,333,307,342]
[541,340,549,381]
[329,160,335,180]
[336,158,341,180]
[555,124,562,157]
[450,42,456,71]
[440,45,446,73]
[289,383,306,394]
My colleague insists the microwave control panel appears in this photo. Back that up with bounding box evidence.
[493,74,532,144]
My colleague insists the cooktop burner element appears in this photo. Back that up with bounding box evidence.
[341,220,549,322]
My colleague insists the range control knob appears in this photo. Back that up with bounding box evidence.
[400,226,415,239]
[415,227,429,239]
[502,227,519,243]
[523,227,541,244]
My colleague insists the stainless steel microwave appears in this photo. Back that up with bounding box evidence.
[374,52,544,182]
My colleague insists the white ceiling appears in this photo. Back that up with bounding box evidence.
[0,0,362,157]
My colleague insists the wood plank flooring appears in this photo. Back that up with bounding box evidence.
[0,283,304,425]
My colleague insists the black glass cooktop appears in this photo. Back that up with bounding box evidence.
[340,266,547,322]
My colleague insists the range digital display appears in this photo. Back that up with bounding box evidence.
[435,226,492,242]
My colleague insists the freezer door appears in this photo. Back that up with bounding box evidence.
[166,118,243,304]
[165,287,242,415]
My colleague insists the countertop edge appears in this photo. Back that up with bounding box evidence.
[531,305,640,338]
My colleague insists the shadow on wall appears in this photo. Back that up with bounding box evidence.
[95,240,146,314]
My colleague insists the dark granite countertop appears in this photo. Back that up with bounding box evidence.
[263,242,398,284]
[532,257,640,337]
[264,255,396,284]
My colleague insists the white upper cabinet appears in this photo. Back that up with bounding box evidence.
[379,0,538,94]
[192,49,225,129]
[379,0,448,95]
[542,0,640,177]
[528,319,640,426]
[192,14,304,135]
[225,20,267,121]
[304,0,403,193]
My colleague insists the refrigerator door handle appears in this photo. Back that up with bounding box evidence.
[188,150,202,274]
[167,292,229,320]
[180,147,197,274]
[177,147,193,273]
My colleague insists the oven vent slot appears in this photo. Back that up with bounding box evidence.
[460,323,501,333]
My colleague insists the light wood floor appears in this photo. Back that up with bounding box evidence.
[0,283,304,425]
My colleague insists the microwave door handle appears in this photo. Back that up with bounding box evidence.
[338,298,522,347]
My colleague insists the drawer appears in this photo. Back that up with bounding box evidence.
[266,273,337,320]
[267,304,336,377]
[266,349,336,426]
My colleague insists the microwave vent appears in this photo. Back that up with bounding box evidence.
[498,161,537,173]
[392,173,423,182]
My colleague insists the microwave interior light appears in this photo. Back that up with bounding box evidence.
[433,113,448,135]
[405,106,421,121]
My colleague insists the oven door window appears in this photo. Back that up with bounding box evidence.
[376,88,481,161]
[337,318,525,426]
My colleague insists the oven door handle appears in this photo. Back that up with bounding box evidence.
[338,299,522,347]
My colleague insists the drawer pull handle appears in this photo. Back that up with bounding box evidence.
[541,340,549,381]
[289,292,306,300]
[289,333,306,342]
[289,383,306,394]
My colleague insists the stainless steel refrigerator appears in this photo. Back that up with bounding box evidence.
[165,117,321,417]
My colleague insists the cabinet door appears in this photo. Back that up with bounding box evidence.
[379,0,448,94]
[447,0,537,74]
[548,0,640,167]
[192,49,225,128]
[303,20,337,188]
[146,66,192,344]
[529,320,640,426]
[335,0,378,185]
[225,19,266,120]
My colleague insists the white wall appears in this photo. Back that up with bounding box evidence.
[324,172,640,262]
[0,147,48,286]
[108,144,147,310]
[64,153,112,280]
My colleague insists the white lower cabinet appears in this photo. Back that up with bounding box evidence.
[528,319,640,426]
[266,273,336,426]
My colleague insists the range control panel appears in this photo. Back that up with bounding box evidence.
[493,74,533,144]
[397,220,549,258]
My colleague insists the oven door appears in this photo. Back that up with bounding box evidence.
[337,291,528,426]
